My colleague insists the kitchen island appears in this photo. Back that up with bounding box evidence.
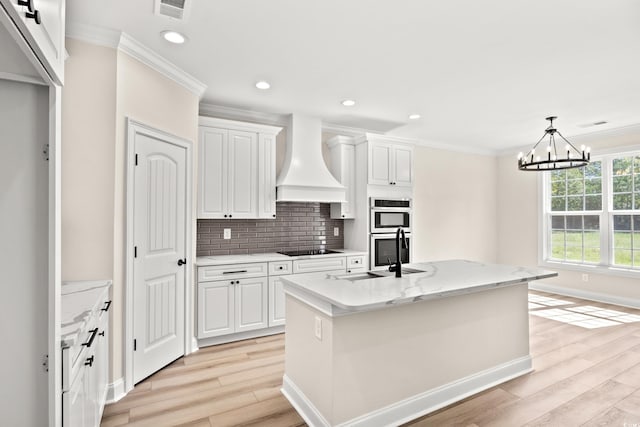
[280,260,557,427]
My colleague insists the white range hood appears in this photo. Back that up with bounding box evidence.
[276,114,346,203]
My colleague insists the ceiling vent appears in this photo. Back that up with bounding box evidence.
[155,0,190,20]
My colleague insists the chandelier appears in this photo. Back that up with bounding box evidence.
[518,116,590,171]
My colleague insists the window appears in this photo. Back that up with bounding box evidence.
[543,151,640,271]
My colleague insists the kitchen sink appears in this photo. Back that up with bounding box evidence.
[340,268,425,281]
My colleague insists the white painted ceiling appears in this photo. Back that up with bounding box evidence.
[66,0,640,152]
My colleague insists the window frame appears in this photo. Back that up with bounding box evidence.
[540,146,640,278]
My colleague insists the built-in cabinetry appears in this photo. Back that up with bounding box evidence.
[196,253,366,343]
[1,0,66,83]
[61,281,112,427]
[198,117,282,219]
[327,136,356,219]
[367,138,414,187]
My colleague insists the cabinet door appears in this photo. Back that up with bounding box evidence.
[257,133,277,218]
[198,127,228,218]
[393,145,413,187]
[228,130,258,218]
[5,0,65,83]
[62,364,86,427]
[198,280,235,338]
[341,144,356,218]
[235,277,268,332]
[268,276,286,327]
[369,143,392,185]
[95,307,109,415]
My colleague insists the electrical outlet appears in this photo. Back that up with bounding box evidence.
[314,316,322,340]
[223,228,231,239]
[334,227,339,237]
[582,273,589,282]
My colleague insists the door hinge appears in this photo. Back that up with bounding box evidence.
[42,144,49,161]
[134,246,137,258]
[134,339,137,351]
[135,153,138,166]
[42,354,48,372]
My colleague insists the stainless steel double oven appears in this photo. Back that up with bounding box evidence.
[369,198,412,269]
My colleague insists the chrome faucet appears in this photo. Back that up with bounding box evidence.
[388,227,408,277]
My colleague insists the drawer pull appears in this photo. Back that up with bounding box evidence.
[101,300,112,312]
[223,270,248,275]
[84,356,94,367]
[99,330,105,337]
[82,328,99,348]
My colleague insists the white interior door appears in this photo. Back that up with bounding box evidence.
[133,130,187,384]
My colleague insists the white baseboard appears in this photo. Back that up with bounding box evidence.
[530,281,640,309]
[197,326,285,348]
[282,355,532,427]
[105,378,126,404]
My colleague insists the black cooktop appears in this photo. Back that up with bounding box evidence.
[277,249,341,257]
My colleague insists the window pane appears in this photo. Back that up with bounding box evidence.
[567,196,583,211]
[613,194,632,210]
[613,176,632,193]
[550,170,565,182]
[634,156,640,174]
[551,197,566,211]
[585,195,602,210]
[585,161,601,178]
[584,215,599,230]
[567,179,584,195]
[551,180,566,196]
[614,215,632,231]
[635,193,640,210]
[614,249,632,266]
[584,231,599,247]
[614,232,632,249]
[551,216,565,229]
[551,230,565,246]
[634,251,640,267]
[634,175,640,190]
[584,178,601,194]
[634,215,640,230]
[566,216,582,230]
[565,231,583,246]
[565,244,583,262]
[566,168,584,180]
[613,157,633,175]
[584,247,600,263]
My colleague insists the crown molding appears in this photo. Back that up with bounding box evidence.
[117,33,207,98]
[198,116,282,135]
[65,23,207,98]
[199,103,289,126]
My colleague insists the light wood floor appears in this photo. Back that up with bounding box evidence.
[101,291,640,426]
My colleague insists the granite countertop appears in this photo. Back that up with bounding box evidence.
[195,249,368,266]
[61,280,112,348]
[281,259,557,315]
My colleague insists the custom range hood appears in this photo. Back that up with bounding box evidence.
[276,114,346,203]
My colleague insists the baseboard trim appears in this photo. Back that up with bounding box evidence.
[197,326,285,348]
[281,355,532,427]
[105,377,126,404]
[530,282,640,309]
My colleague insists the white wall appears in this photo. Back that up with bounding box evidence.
[413,146,498,263]
[0,79,49,426]
[497,126,640,304]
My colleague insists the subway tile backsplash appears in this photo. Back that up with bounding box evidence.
[197,202,344,256]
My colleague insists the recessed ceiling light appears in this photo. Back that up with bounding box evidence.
[341,99,356,107]
[408,114,421,120]
[255,81,271,90]
[161,30,186,44]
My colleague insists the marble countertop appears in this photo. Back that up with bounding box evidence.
[195,249,367,266]
[281,259,557,315]
[61,280,112,347]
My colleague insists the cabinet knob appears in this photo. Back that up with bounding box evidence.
[99,331,105,337]
[177,258,187,266]
[355,260,360,264]
[342,215,345,218]
[278,266,283,270]
[229,214,232,218]
[224,214,228,218]
[273,214,276,218]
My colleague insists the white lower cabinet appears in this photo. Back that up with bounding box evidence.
[268,277,287,327]
[197,276,268,339]
[197,255,363,342]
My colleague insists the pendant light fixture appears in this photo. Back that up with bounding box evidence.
[518,116,590,171]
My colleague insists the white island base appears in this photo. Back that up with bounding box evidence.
[281,260,556,426]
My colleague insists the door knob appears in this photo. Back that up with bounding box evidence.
[177,258,187,266]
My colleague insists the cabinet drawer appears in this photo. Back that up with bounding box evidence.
[198,262,268,282]
[269,261,293,276]
[292,257,346,274]
[347,255,365,269]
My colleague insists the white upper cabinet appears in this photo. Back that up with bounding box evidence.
[365,137,414,188]
[2,0,66,83]
[328,136,356,219]
[198,117,282,219]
